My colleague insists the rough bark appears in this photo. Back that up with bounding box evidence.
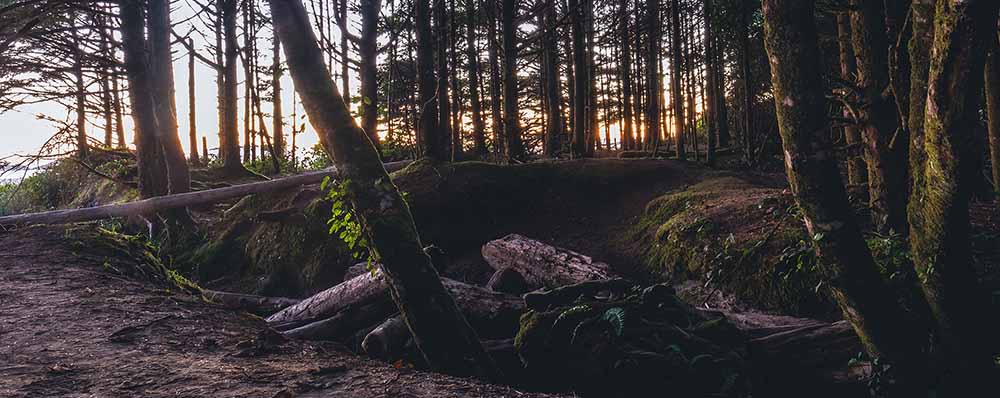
[989,35,1000,208]
[269,0,499,379]
[761,0,923,393]
[835,13,865,185]
[272,36,284,157]
[149,0,192,200]
[221,0,244,172]
[118,0,168,201]
[435,0,453,158]
[619,0,634,151]
[850,0,907,233]
[909,0,1000,391]
[907,0,933,202]
[480,234,614,289]
[71,11,88,158]
[486,0,504,156]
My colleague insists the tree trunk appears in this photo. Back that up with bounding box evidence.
[907,0,933,206]
[850,0,907,233]
[487,0,504,156]
[360,0,381,149]
[541,0,563,158]
[620,0,634,151]
[501,0,523,161]
[909,0,1000,391]
[273,36,284,157]
[989,35,1000,208]
[188,38,200,165]
[669,0,685,159]
[416,0,443,159]
[467,0,488,158]
[269,0,500,379]
[569,0,588,158]
[435,0,453,159]
[221,0,244,172]
[112,72,127,149]
[836,13,865,185]
[118,0,168,201]
[71,12,88,158]
[645,0,661,155]
[760,0,923,393]
[481,234,614,289]
[703,0,717,164]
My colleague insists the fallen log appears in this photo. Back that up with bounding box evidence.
[361,315,409,360]
[202,289,300,316]
[270,270,524,342]
[481,234,614,289]
[0,160,411,227]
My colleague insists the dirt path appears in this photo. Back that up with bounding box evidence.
[0,227,566,398]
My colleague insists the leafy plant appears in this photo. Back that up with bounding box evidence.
[321,176,375,264]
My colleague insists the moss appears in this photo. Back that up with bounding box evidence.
[623,174,835,317]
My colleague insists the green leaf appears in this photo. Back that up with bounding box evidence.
[602,307,626,337]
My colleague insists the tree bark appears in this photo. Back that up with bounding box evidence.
[188,38,200,165]
[669,0,685,158]
[988,34,1000,208]
[481,234,614,290]
[221,0,244,172]
[487,0,504,156]
[269,0,500,379]
[71,12,88,158]
[360,0,382,149]
[541,0,563,158]
[435,0,453,159]
[619,0,634,151]
[835,13,865,185]
[273,36,284,157]
[761,0,923,393]
[467,0,488,158]
[569,0,588,158]
[501,0,523,161]
[907,0,933,207]
[909,0,1000,391]
[416,0,443,159]
[118,0,168,201]
[850,0,907,233]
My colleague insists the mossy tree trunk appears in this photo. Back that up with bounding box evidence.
[907,0,934,210]
[269,0,500,380]
[761,0,923,394]
[909,0,1000,391]
[986,31,1000,208]
[850,0,907,234]
[835,13,866,185]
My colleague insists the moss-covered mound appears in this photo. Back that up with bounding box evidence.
[186,158,700,297]
[622,173,835,317]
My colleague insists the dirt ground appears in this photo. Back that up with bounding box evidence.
[0,227,568,398]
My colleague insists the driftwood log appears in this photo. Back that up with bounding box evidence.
[269,270,524,342]
[0,161,410,227]
[202,289,300,316]
[481,234,614,289]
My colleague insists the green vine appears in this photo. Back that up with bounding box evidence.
[322,176,377,267]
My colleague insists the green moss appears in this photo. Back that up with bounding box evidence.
[67,226,202,294]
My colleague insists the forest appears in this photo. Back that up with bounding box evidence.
[1,0,999,396]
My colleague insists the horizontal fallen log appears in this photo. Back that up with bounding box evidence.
[0,160,411,227]
[481,234,614,290]
[271,270,524,342]
[202,289,301,316]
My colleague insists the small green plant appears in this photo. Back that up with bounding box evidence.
[321,176,376,265]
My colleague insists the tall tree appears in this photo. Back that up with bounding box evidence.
[619,0,634,151]
[415,0,444,159]
[466,0,488,158]
[760,0,922,393]
[850,0,907,234]
[836,13,865,185]
[647,0,662,154]
[221,0,244,172]
[909,0,1000,390]
[669,0,685,158]
[272,35,284,157]
[360,0,381,148]
[541,0,563,158]
[149,0,192,197]
[268,0,500,379]
[188,38,200,165]
[501,0,523,161]
[70,11,88,158]
[486,0,504,155]
[568,0,587,157]
[435,0,453,157]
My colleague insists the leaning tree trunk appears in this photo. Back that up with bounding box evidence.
[909,1,1000,392]
[268,0,500,380]
[760,1,924,395]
